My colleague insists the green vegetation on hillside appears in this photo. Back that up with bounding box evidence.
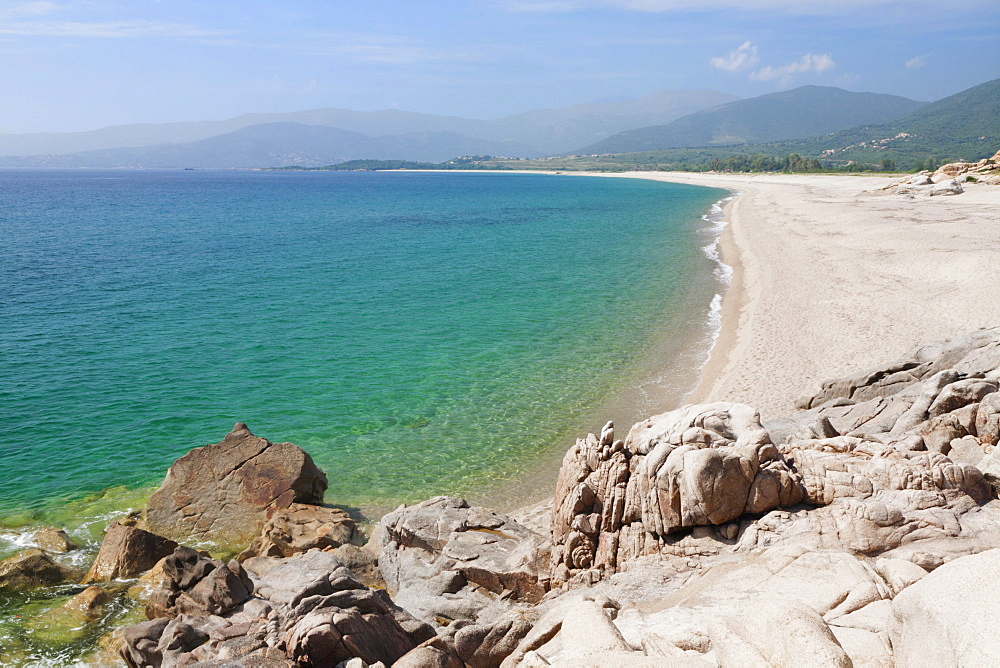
[579,86,924,154]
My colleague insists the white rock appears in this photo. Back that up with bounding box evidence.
[873,557,927,596]
[890,548,1000,665]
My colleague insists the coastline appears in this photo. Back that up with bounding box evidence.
[686,193,744,407]
[609,171,1000,420]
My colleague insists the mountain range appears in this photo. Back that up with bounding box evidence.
[591,77,1000,170]
[0,89,736,167]
[577,86,925,155]
[1,78,996,170]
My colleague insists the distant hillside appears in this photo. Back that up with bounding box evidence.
[780,77,1000,166]
[578,86,924,154]
[0,123,540,169]
[0,89,736,162]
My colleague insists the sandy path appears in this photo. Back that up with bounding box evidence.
[600,172,1000,420]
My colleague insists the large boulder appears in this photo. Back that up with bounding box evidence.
[0,548,78,589]
[378,496,551,626]
[143,423,328,546]
[890,548,1000,665]
[83,522,179,583]
[550,407,803,581]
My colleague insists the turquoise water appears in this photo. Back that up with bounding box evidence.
[0,170,726,523]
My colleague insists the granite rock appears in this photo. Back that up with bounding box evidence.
[143,422,328,546]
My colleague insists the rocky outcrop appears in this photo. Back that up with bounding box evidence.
[377,496,550,627]
[878,151,1000,195]
[551,405,802,582]
[143,422,328,546]
[111,327,1000,666]
[879,172,965,196]
[122,548,431,667]
[0,549,79,589]
[238,502,362,561]
[933,149,1000,185]
[83,522,179,583]
[145,546,254,619]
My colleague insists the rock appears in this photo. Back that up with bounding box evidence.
[873,557,926,596]
[238,503,361,561]
[27,585,115,644]
[395,637,463,668]
[143,422,328,546]
[378,496,550,625]
[890,548,1000,665]
[550,406,803,580]
[283,605,414,667]
[829,625,892,668]
[32,527,78,553]
[709,596,852,667]
[64,585,113,614]
[120,618,209,668]
[244,549,348,606]
[330,543,383,590]
[146,546,253,619]
[83,521,179,583]
[0,548,77,589]
[454,618,532,667]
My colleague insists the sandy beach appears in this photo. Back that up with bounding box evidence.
[608,171,1000,421]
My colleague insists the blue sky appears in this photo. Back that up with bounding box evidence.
[1,0,998,133]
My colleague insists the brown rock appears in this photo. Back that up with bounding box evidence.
[0,548,78,589]
[32,527,78,553]
[143,422,328,546]
[238,503,360,561]
[146,546,253,619]
[83,521,179,583]
[64,585,112,614]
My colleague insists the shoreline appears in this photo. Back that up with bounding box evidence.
[609,171,1000,420]
[685,193,744,407]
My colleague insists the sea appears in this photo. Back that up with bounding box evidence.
[0,169,728,662]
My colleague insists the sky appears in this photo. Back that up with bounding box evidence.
[1,0,998,134]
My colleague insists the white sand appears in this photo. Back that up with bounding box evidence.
[598,172,1000,420]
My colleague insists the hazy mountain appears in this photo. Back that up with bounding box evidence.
[773,77,1000,165]
[481,89,739,153]
[0,123,540,169]
[0,89,737,161]
[578,86,925,154]
[563,78,1000,170]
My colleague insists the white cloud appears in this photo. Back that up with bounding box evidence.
[710,40,759,72]
[750,53,835,84]
[905,52,931,68]
[0,1,57,20]
[0,20,228,38]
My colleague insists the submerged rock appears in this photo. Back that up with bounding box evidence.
[32,527,78,553]
[0,548,78,589]
[143,422,328,546]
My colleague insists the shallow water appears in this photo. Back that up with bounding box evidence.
[1,170,726,518]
